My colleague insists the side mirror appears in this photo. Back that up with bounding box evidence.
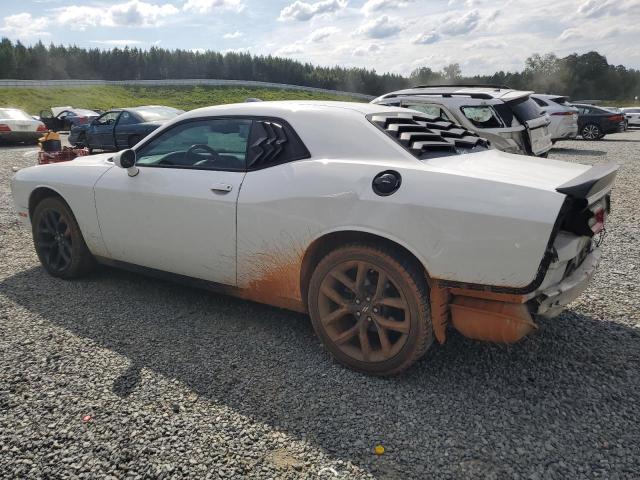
[113,149,139,177]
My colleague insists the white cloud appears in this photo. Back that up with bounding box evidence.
[353,43,382,56]
[308,26,339,43]
[223,31,243,39]
[183,0,245,14]
[559,27,581,41]
[440,9,480,35]
[361,0,413,16]
[413,31,439,44]
[90,39,143,46]
[275,43,305,55]
[279,0,347,21]
[576,0,617,18]
[356,15,402,39]
[0,13,49,38]
[56,1,179,30]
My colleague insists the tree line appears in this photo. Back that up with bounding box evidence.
[0,39,638,100]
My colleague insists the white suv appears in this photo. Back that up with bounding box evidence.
[621,107,640,127]
[371,85,553,157]
[531,94,579,142]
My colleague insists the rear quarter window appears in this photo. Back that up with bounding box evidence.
[460,106,504,128]
[402,103,452,122]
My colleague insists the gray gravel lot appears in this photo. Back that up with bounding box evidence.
[1,131,639,479]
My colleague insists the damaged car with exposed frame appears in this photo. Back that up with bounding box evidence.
[10,101,616,375]
[371,84,553,157]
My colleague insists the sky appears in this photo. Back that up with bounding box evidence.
[0,0,639,76]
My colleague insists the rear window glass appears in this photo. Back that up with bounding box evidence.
[67,109,97,117]
[134,107,183,122]
[510,98,543,122]
[0,108,33,120]
[532,97,547,107]
[460,106,503,128]
[551,97,569,105]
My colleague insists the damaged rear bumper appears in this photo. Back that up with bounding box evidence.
[533,247,601,318]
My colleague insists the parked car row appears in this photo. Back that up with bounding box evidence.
[68,106,184,153]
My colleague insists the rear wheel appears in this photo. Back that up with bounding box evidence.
[32,197,95,279]
[308,244,433,376]
[581,123,601,140]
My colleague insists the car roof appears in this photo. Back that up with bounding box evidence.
[179,100,401,120]
[378,86,533,101]
[51,106,74,116]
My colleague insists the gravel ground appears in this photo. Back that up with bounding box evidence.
[1,131,639,479]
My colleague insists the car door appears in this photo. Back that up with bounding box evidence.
[90,111,121,150]
[39,110,63,131]
[113,110,140,150]
[94,117,252,286]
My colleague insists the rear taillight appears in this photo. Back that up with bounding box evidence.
[607,114,624,122]
[36,123,48,132]
[551,111,574,116]
[589,207,606,234]
[0,124,11,132]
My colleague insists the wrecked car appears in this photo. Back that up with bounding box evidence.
[10,101,616,375]
[372,84,554,157]
[39,106,100,132]
[69,106,184,153]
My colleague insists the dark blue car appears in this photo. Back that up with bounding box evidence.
[69,106,184,152]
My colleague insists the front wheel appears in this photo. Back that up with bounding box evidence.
[581,123,601,140]
[308,244,433,376]
[32,197,95,279]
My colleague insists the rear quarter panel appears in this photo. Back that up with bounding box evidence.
[237,157,565,308]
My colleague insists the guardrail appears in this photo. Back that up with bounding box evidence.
[0,79,374,100]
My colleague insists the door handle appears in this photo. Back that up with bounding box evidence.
[211,183,233,193]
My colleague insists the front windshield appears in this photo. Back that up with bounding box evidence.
[135,107,184,122]
[0,108,33,121]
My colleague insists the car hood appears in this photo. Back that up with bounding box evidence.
[423,149,591,192]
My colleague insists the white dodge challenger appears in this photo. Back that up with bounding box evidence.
[11,101,617,375]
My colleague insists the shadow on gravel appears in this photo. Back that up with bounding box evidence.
[2,265,639,478]
[550,148,607,156]
[596,138,640,143]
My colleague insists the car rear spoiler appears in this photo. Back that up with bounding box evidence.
[556,163,618,203]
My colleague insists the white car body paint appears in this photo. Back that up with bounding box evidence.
[0,108,46,142]
[10,101,612,314]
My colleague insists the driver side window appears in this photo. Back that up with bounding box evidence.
[135,118,251,171]
[96,112,120,126]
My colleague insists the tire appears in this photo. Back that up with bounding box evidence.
[32,196,96,279]
[128,135,142,148]
[581,123,601,140]
[308,244,433,376]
